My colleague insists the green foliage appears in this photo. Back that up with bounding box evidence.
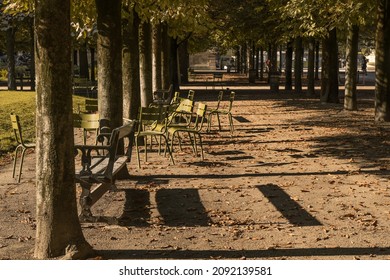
[270,0,376,39]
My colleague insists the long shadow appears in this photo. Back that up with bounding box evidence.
[156,189,211,226]
[133,168,390,183]
[97,247,390,259]
[118,189,151,227]
[257,184,322,226]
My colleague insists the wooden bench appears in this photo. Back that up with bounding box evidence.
[74,121,136,221]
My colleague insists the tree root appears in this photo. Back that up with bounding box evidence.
[61,241,96,260]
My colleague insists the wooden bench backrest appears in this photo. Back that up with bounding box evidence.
[103,121,135,179]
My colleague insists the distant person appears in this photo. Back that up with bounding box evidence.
[361,56,367,85]
[265,59,271,73]
[361,56,367,75]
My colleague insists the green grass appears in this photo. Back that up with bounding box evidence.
[0,90,86,156]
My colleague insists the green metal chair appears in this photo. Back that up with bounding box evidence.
[73,112,100,145]
[167,102,208,160]
[135,106,175,168]
[77,98,98,113]
[207,91,235,134]
[10,113,36,183]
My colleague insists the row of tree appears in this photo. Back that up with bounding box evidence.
[2,0,389,259]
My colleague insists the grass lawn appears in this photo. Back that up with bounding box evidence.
[0,90,86,156]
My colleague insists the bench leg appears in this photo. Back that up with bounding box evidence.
[79,184,94,221]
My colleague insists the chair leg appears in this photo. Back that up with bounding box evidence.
[135,136,141,169]
[12,145,22,179]
[217,112,221,131]
[144,136,148,163]
[17,147,28,183]
[163,135,175,165]
[197,133,204,160]
[187,132,198,156]
[207,113,213,132]
[228,113,234,134]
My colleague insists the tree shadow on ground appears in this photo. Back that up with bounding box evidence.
[257,184,322,227]
[97,246,390,259]
[117,188,211,227]
[155,189,211,226]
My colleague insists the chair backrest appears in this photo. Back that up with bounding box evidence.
[10,113,23,145]
[227,91,235,112]
[99,118,111,134]
[170,91,182,105]
[137,106,168,132]
[193,103,208,131]
[175,98,194,114]
[85,99,98,113]
[187,90,195,101]
[216,91,224,110]
[153,84,173,103]
[73,113,100,130]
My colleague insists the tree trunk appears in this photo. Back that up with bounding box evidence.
[90,47,96,82]
[29,18,36,91]
[255,47,260,78]
[294,36,303,94]
[78,43,89,80]
[161,23,170,89]
[279,45,283,73]
[6,27,16,90]
[307,37,315,96]
[315,41,320,80]
[152,22,162,91]
[96,0,123,129]
[237,46,242,74]
[285,40,293,91]
[375,0,390,121]
[269,43,278,73]
[139,20,153,107]
[34,0,93,259]
[170,37,180,92]
[321,29,339,103]
[123,7,141,121]
[178,40,189,84]
[260,47,264,80]
[344,23,359,111]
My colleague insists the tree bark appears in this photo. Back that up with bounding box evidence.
[6,27,16,90]
[29,17,36,91]
[294,36,303,94]
[307,37,315,96]
[285,40,293,91]
[78,43,89,80]
[90,47,96,82]
[96,0,123,129]
[344,23,359,111]
[178,40,190,84]
[315,41,320,80]
[123,7,141,121]
[255,47,260,78]
[170,37,180,92]
[34,0,93,259]
[139,20,153,107]
[161,23,170,89]
[260,47,264,80]
[320,29,339,103]
[152,22,162,91]
[374,0,390,121]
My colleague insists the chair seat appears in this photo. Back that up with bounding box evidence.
[22,143,36,149]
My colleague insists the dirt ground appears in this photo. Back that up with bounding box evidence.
[1,84,390,260]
